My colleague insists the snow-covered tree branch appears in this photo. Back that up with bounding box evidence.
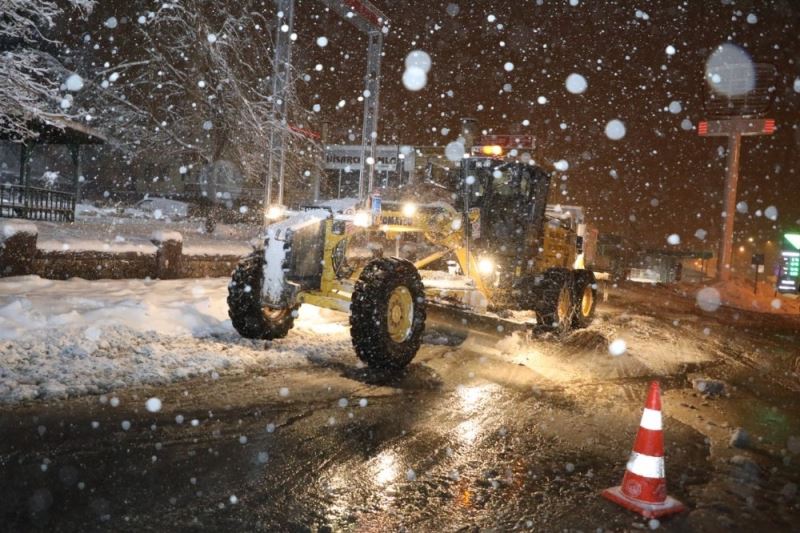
[90,0,322,206]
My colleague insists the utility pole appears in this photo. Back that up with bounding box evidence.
[263,0,388,214]
[698,117,775,281]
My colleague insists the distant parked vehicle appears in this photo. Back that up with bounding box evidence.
[134,197,189,219]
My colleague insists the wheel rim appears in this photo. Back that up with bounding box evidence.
[263,308,288,321]
[581,285,594,317]
[557,286,571,323]
[387,286,414,343]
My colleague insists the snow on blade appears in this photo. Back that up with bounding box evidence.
[263,234,288,304]
[263,209,330,303]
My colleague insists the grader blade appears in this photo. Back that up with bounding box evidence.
[424,301,541,342]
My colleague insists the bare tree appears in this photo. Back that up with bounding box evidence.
[0,0,100,141]
[95,0,322,207]
[0,0,64,139]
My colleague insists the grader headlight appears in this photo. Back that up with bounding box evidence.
[353,211,371,228]
[265,204,286,221]
[477,257,495,275]
[402,202,418,218]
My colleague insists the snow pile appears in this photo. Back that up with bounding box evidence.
[683,278,800,315]
[75,203,119,217]
[0,277,352,403]
[150,230,183,243]
[29,213,252,256]
[1,221,38,242]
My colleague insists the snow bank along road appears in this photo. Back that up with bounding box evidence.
[0,276,351,403]
[1,277,799,530]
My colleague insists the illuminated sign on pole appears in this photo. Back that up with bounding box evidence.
[697,116,776,282]
[777,233,800,294]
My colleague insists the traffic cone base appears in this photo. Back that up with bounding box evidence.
[602,485,686,519]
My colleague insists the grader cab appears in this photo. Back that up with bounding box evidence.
[228,156,596,370]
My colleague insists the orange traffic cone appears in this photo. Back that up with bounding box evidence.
[601,381,686,518]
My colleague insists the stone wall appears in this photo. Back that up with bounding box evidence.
[1,223,244,280]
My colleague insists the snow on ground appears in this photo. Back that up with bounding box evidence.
[0,276,352,403]
[677,277,800,315]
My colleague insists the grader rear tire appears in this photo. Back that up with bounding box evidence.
[228,251,297,340]
[350,257,426,370]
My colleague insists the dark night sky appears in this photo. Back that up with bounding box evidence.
[292,0,800,250]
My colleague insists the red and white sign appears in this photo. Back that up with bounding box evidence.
[698,118,775,137]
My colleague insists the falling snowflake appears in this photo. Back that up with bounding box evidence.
[605,119,626,140]
[696,287,721,312]
[565,73,587,94]
[402,67,427,91]
[445,141,465,162]
[608,339,627,356]
[145,397,162,413]
[65,74,84,92]
[764,205,778,221]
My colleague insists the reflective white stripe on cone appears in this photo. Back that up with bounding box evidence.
[640,408,663,431]
[626,451,665,479]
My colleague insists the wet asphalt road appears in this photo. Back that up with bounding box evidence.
[1,284,800,532]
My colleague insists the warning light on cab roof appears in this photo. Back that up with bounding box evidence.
[479,145,503,156]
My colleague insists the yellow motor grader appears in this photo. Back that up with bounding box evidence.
[228,155,596,369]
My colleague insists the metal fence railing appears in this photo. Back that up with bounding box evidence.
[0,183,76,222]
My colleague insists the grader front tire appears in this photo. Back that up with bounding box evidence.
[349,258,426,370]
